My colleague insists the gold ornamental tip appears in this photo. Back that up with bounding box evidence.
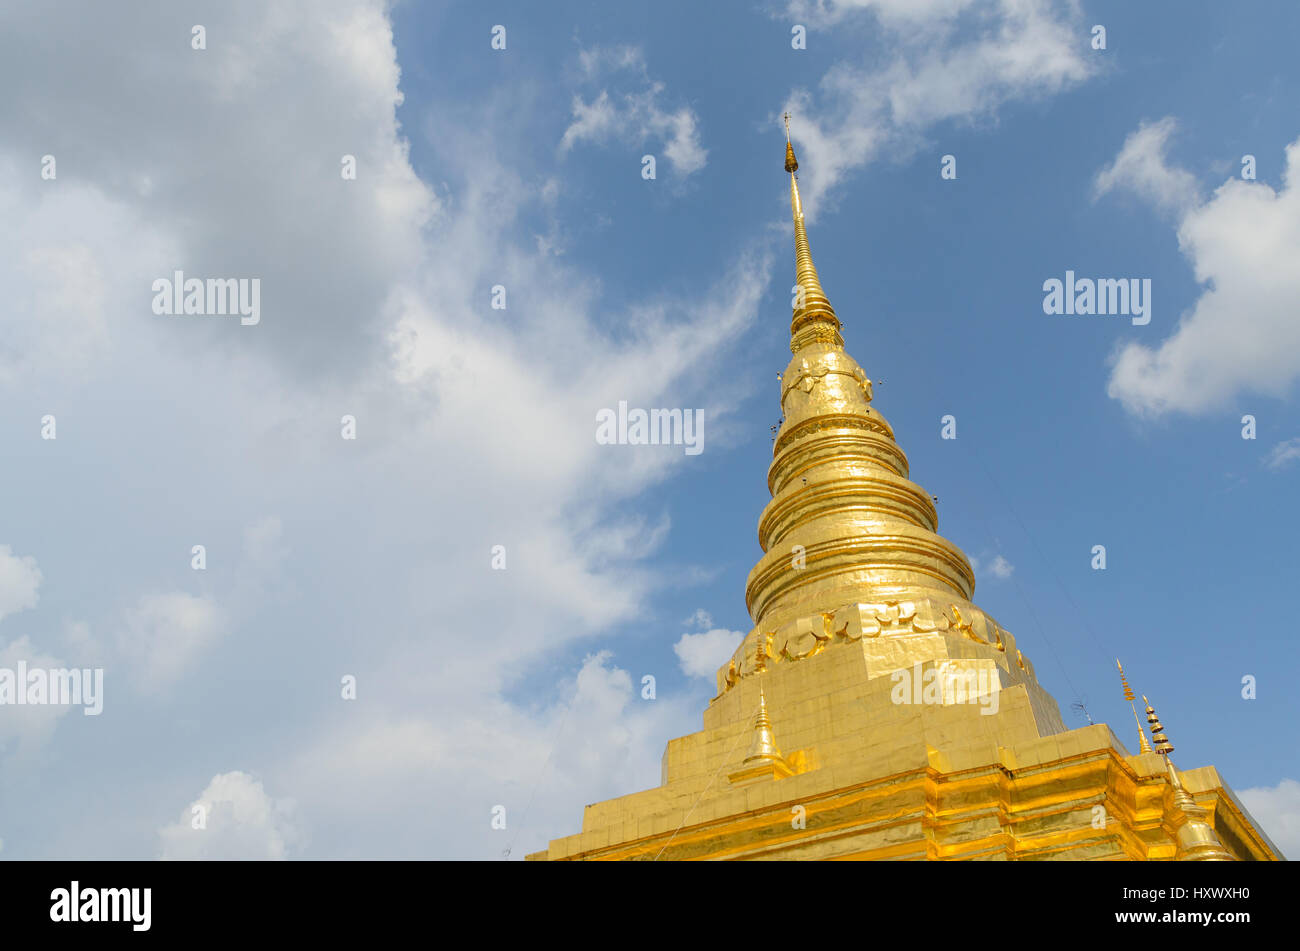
[743,684,785,765]
[1143,695,1174,756]
[728,681,795,786]
[1117,660,1153,753]
[782,116,843,352]
[782,109,798,173]
[1116,659,1135,702]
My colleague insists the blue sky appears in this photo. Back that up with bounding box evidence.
[0,0,1297,859]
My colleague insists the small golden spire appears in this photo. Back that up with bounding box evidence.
[783,111,798,173]
[1143,695,1173,755]
[783,116,842,353]
[728,679,794,785]
[743,682,785,765]
[1117,660,1153,753]
[1144,696,1234,861]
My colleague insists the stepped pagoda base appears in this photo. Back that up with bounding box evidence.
[528,634,1281,861]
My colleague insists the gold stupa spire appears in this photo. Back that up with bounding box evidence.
[1144,696,1234,861]
[1117,660,1152,753]
[1143,695,1172,754]
[744,123,975,632]
[527,121,1282,863]
[743,682,785,766]
[783,113,843,353]
[727,680,794,784]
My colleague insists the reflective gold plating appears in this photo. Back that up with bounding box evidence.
[1144,698,1235,861]
[745,134,977,635]
[527,125,1281,863]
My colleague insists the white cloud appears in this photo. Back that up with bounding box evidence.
[280,652,697,859]
[0,1,772,858]
[13,244,111,382]
[62,620,100,658]
[970,553,1014,581]
[0,635,70,756]
[1107,135,1300,417]
[159,771,300,860]
[118,593,221,689]
[790,0,977,28]
[1265,438,1300,471]
[674,628,745,679]
[683,608,713,629]
[577,44,646,79]
[987,555,1014,579]
[0,545,41,624]
[0,0,436,386]
[560,46,707,176]
[783,0,1093,215]
[1239,777,1300,860]
[1093,117,1199,217]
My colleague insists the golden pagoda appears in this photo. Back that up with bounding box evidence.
[528,124,1283,861]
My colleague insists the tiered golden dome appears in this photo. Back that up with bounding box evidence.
[745,127,975,632]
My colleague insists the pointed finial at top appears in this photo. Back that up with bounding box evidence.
[1117,659,1152,753]
[782,117,839,351]
[1143,695,1174,756]
[783,111,798,173]
[1117,659,1135,701]
[743,681,785,765]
